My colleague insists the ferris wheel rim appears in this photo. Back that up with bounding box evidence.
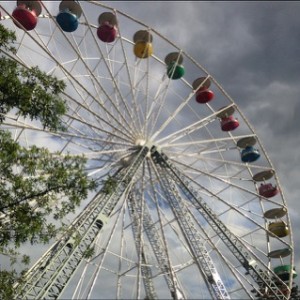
[0,1,295,299]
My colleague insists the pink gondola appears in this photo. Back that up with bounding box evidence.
[97,12,118,43]
[259,183,280,198]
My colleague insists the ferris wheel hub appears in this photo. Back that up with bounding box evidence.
[135,138,146,146]
[134,139,161,157]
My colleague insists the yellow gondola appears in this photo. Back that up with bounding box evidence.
[133,30,153,58]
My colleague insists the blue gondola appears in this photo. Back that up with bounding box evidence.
[241,146,260,163]
[56,1,82,33]
[56,10,79,32]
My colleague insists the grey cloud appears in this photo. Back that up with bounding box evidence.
[3,0,299,293]
[107,0,300,287]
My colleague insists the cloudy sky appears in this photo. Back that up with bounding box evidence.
[103,0,300,285]
[1,0,299,296]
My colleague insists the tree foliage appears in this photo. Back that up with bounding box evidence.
[0,23,97,299]
[102,175,118,195]
[0,270,19,300]
[0,129,96,249]
[0,23,67,131]
[0,23,16,53]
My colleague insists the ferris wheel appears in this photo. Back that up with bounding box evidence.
[0,1,297,299]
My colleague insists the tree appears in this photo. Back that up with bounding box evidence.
[0,129,97,248]
[102,175,118,195]
[0,25,67,131]
[0,24,97,299]
[0,270,19,300]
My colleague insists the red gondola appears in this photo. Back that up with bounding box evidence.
[192,77,214,104]
[220,116,240,131]
[259,183,280,198]
[217,106,240,131]
[12,1,42,31]
[195,89,214,103]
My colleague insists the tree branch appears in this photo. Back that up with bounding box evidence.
[0,185,63,212]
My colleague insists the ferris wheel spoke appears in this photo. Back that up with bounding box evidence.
[2,120,132,152]
[59,68,130,135]
[72,148,127,159]
[150,75,213,142]
[7,44,136,141]
[131,52,154,135]
[173,159,258,199]
[238,228,291,256]
[155,103,235,145]
[86,160,121,179]
[147,76,176,139]
[140,57,152,138]
[161,134,257,150]
[61,102,101,152]
[64,111,133,144]
[78,11,139,135]
[173,154,271,173]
[117,72,145,134]
[61,85,136,140]
[172,159,285,216]
[130,58,155,135]
[106,32,141,134]
[39,4,138,136]
[139,55,153,136]
[21,34,136,137]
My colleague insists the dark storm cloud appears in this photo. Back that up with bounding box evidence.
[104,2,299,148]
[106,0,300,285]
